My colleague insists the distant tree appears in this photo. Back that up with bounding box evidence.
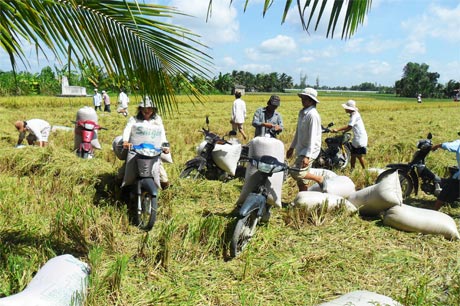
[395,62,440,98]
[444,80,460,98]
[213,73,234,94]
[299,73,307,88]
[38,66,60,95]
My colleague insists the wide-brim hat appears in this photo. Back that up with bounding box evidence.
[298,87,319,103]
[342,99,358,111]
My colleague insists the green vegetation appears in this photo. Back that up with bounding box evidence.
[1,93,460,305]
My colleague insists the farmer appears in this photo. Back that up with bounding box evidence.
[14,119,51,147]
[331,99,368,169]
[431,140,460,210]
[121,97,170,189]
[286,88,325,192]
[252,95,284,138]
[117,88,129,117]
[93,88,102,111]
[230,90,247,140]
[102,90,111,112]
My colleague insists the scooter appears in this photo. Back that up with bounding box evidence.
[312,122,352,170]
[230,155,298,258]
[74,120,106,159]
[180,116,248,181]
[375,132,455,199]
[126,142,167,231]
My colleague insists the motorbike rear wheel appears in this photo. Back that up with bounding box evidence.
[132,191,157,231]
[376,169,413,199]
[230,211,259,258]
[180,166,204,179]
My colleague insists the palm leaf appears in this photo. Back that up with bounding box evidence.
[1,0,213,113]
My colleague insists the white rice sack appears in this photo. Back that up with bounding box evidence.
[211,143,242,175]
[237,137,285,208]
[112,135,127,160]
[309,176,355,198]
[309,168,338,179]
[74,106,101,150]
[383,204,460,240]
[293,191,357,213]
[0,254,90,306]
[128,122,163,148]
[348,170,402,217]
[317,290,402,306]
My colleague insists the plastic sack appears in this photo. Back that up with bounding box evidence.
[347,170,403,217]
[309,176,355,198]
[293,191,357,214]
[74,106,101,150]
[237,137,285,208]
[383,204,460,240]
[0,254,90,306]
[112,135,128,160]
[316,290,402,306]
[211,143,242,175]
[309,168,338,179]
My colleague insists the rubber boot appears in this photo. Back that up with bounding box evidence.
[160,181,170,190]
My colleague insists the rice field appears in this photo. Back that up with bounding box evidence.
[1,93,460,305]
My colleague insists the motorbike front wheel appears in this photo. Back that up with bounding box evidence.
[230,211,259,258]
[376,169,413,199]
[180,166,204,180]
[132,191,157,231]
[337,144,351,170]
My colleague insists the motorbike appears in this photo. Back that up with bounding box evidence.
[73,120,106,159]
[375,132,456,199]
[125,142,168,231]
[312,122,352,170]
[180,116,248,181]
[230,155,298,258]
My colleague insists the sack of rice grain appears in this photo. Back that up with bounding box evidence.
[383,204,460,240]
[293,191,357,213]
[237,137,285,208]
[316,290,402,306]
[309,176,355,198]
[348,170,402,217]
[211,143,242,175]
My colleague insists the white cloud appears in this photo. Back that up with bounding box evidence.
[402,40,426,55]
[244,35,297,61]
[222,56,236,66]
[168,0,240,44]
[239,63,272,74]
[298,56,314,63]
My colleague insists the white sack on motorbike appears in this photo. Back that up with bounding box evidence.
[237,137,284,208]
[316,290,402,306]
[74,106,101,150]
[293,191,357,214]
[112,135,128,160]
[211,143,242,176]
[347,170,403,217]
[122,151,161,187]
[0,254,90,306]
[309,175,355,198]
[383,204,460,240]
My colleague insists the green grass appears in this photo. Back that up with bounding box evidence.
[1,94,460,305]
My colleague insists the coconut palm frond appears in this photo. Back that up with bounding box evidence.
[1,0,213,113]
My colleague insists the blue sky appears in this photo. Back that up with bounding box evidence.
[1,0,459,87]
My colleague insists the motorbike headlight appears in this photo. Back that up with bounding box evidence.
[256,160,275,173]
[83,123,95,130]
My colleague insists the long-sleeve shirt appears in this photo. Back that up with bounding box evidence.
[93,93,102,106]
[290,106,321,159]
[231,98,246,124]
[252,107,283,138]
[441,140,460,179]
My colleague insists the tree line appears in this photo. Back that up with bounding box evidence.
[1,62,458,99]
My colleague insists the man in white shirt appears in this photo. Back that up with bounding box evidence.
[287,88,325,191]
[117,88,130,117]
[93,88,102,111]
[230,90,247,140]
[14,119,51,147]
[332,99,368,169]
